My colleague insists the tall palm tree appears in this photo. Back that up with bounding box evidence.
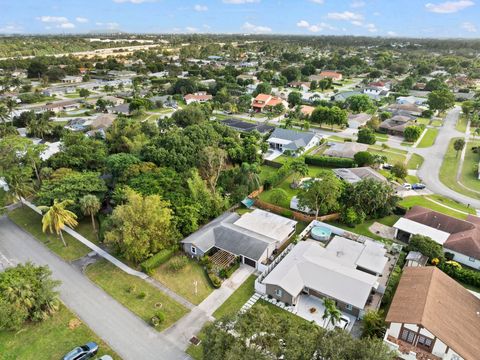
[5,97,17,125]
[80,195,101,240]
[27,112,52,139]
[322,298,342,329]
[38,199,78,247]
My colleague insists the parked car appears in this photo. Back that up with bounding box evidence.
[402,183,412,190]
[412,183,426,190]
[335,315,351,330]
[382,163,393,170]
[62,342,98,360]
[96,356,113,360]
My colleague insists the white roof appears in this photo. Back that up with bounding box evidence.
[393,217,450,245]
[233,209,297,241]
[263,239,385,309]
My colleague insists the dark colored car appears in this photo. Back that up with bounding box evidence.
[412,183,426,190]
[62,342,99,360]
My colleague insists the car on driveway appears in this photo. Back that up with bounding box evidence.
[382,163,393,170]
[402,183,412,190]
[335,315,351,330]
[412,183,426,190]
[62,342,98,360]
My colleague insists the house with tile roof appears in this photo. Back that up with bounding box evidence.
[184,91,213,105]
[252,93,288,112]
[393,206,480,269]
[384,266,480,360]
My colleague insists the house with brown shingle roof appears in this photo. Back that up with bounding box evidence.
[393,206,480,269]
[379,115,414,136]
[384,266,480,360]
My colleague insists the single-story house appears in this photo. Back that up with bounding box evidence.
[348,112,372,129]
[378,115,414,136]
[386,103,423,117]
[384,266,480,360]
[37,100,81,113]
[324,142,368,159]
[252,93,288,112]
[396,96,427,106]
[261,237,388,317]
[267,128,321,155]
[288,81,311,91]
[309,71,342,82]
[333,167,387,184]
[300,105,315,117]
[61,75,83,84]
[108,103,130,116]
[184,92,213,105]
[181,209,297,269]
[236,74,258,83]
[362,87,389,99]
[393,206,480,269]
[221,118,274,134]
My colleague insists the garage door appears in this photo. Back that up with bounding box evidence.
[243,256,256,268]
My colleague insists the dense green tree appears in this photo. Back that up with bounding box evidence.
[391,162,408,179]
[297,171,342,218]
[281,67,301,82]
[404,125,423,142]
[427,89,455,112]
[171,105,209,127]
[357,127,376,145]
[345,94,375,113]
[354,151,374,166]
[409,234,444,261]
[287,91,302,107]
[253,82,272,96]
[454,138,465,157]
[362,310,387,338]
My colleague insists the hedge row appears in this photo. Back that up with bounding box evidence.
[140,248,176,275]
[304,155,356,168]
[438,262,480,289]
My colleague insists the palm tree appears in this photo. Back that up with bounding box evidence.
[27,112,52,139]
[289,159,309,188]
[5,97,17,125]
[0,104,9,125]
[241,163,261,190]
[38,199,78,247]
[80,195,101,240]
[322,298,342,329]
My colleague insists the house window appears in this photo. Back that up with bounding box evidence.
[191,246,196,255]
[345,304,353,311]
[400,328,416,344]
[417,335,433,351]
[275,289,283,297]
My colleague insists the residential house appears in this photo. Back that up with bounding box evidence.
[324,142,368,159]
[333,167,387,184]
[221,118,274,134]
[348,112,372,129]
[184,92,213,105]
[393,206,480,269]
[300,105,315,117]
[61,75,83,84]
[236,74,258,83]
[260,237,389,318]
[379,115,414,136]
[252,93,288,112]
[384,266,480,360]
[288,81,311,92]
[108,103,130,116]
[181,209,297,269]
[267,128,321,155]
[396,96,428,106]
[362,87,389,99]
[309,71,343,82]
[386,103,423,117]
[37,100,81,113]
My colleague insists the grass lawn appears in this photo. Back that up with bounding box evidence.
[0,189,8,208]
[456,115,468,133]
[8,207,91,261]
[415,117,431,126]
[375,132,388,142]
[74,218,98,244]
[259,165,278,182]
[439,138,480,200]
[330,215,399,244]
[407,153,425,170]
[85,260,188,331]
[398,195,473,219]
[405,175,420,184]
[417,128,439,148]
[0,304,118,360]
[369,148,406,165]
[459,140,480,194]
[326,135,346,142]
[213,275,256,319]
[186,324,210,360]
[152,256,214,305]
[431,119,443,127]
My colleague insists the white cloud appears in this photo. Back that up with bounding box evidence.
[425,0,474,13]
[350,0,366,8]
[37,16,69,23]
[223,0,259,3]
[327,11,364,21]
[365,23,377,32]
[461,21,477,32]
[75,17,89,23]
[194,4,208,11]
[96,22,120,30]
[309,0,324,4]
[185,26,198,32]
[59,22,75,29]
[296,19,334,32]
[387,31,397,36]
[0,23,23,33]
[242,22,272,33]
[351,20,363,26]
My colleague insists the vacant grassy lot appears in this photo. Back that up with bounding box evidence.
[213,275,256,319]
[0,304,118,360]
[439,138,480,200]
[86,260,189,331]
[399,196,473,219]
[417,128,439,148]
[152,256,214,305]
[8,206,91,261]
[407,153,425,170]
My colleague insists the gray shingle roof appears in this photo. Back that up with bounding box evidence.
[268,128,317,151]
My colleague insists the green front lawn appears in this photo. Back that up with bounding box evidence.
[398,195,473,219]
[0,304,118,360]
[456,115,468,133]
[369,148,406,165]
[330,215,399,244]
[259,164,278,182]
[85,260,189,331]
[152,256,214,305]
[8,207,91,261]
[213,275,256,319]
[415,117,431,126]
[407,153,425,170]
[417,128,439,148]
[459,140,480,194]
[431,119,443,127]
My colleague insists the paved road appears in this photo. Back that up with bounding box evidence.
[416,106,480,209]
[0,216,190,360]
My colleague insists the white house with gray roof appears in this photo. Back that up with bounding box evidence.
[181,209,297,269]
[267,128,321,156]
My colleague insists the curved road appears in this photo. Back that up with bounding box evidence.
[416,106,480,209]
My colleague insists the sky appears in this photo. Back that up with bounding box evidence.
[1,0,480,38]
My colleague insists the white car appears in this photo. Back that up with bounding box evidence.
[402,183,412,190]
[96,356,113,360]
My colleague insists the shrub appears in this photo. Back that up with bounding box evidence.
[354,151,373,166]
[438,261,480,288]
[269,188,288,206]
[340,207,365,227]
[155,310,165,324]
[357,128,376,145]
[391,162,408,179]
[207,271,222,288]
[137,291,147,299]
[444,252,454,261]
[305,155,355,168]
[140,248,175,275]
[168,255,188,272]
[404,125,422,142]
[281,209,293,218]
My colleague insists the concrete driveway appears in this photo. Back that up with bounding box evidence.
[0,216,190,360]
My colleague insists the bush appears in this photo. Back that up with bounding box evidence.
[281,209,293,218]
[438,261,480,288]
[207,271,222,288]
[340,207,365,227]
[391,162,408,179]
[357,128,376,145]
[404,125,422,142]
[354,151,373,167]
[444,252,454,261]
[140,248,175,275]
[137,291,147,299]
[150,311,165,327]
[168,255,188,272]
[305,155,355,168]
